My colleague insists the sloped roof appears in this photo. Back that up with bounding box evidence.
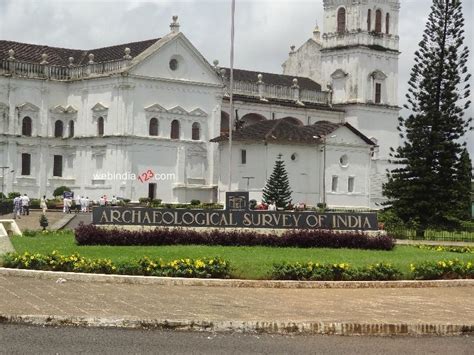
[211,119,375,146]
[0,38,159,66]
[222,68,322,91]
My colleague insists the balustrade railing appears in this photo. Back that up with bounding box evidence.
[0,58,130,81]
[227,79,330,105]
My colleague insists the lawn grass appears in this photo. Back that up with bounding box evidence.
[8,231,474,279]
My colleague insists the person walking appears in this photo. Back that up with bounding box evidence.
[40,195,48,214]
[21,194,30,215]
[13,196,21,219]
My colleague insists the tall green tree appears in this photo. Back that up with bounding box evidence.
[262,155,293,208]
[383,0,472,230]
[453,149,472,220]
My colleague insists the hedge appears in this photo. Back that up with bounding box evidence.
[272,259,473,281]
[2,251,231,279]
[75,224,395,251]
[272,262,402,281]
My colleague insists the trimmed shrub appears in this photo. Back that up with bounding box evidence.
[139,197,151,204]
[190,199,201,206]
[0,199,13,215]
[75,224,395,250]
[271,262,402,281]
[2,251,231,279]
[410,259,474,280]
[8,192,21,199]
[53,186,71,197]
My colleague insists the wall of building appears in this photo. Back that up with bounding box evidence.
[216,126,372,208]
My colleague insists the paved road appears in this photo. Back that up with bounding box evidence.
[1,324,472,355]
[1,275,473,327]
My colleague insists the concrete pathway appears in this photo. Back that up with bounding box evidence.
[0,274,472,336]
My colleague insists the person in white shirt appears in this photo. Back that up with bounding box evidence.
[40,195,48,214]
[99,196,105,206]
[21,194,30,215]
[85,197,90,212]
[268,202,277,211]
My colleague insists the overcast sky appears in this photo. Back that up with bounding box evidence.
[0,0,472,154]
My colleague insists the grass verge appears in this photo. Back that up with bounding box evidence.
[7,231,474,280]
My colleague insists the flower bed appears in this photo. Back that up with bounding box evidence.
[410,259,473,280]
[272,262,402,281]
[2,251,231,279]
[272,259,474,280]
[414,245,473,254]
[75,224,395,251]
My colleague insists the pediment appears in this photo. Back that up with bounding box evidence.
[50,105,67,114]
[189,108,208,117]
[331,69,348,80]
[168,106,188,115]
[51,104,78,114]
[65,105,78,114]
[91,102,109,112]
[370,70,387,80]
[144,103,167,113]
[17,102,39,112]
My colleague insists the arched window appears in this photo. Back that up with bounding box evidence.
[68,120,74,138]
[385,13,390,34]
[192,122,200,140]
[367,9,372,31]
[54,120,63,138]
[97,116,104,137]
[149,118,158,136]
[337,8,346,34]
[22,116,32,136]
[375,9,382,33]
[170,119,180,139]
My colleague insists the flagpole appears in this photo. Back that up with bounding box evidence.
[228,0,235,192]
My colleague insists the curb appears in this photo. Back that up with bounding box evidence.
[1,268,473,289]
[0,314,472,336]
[49,214,77,231]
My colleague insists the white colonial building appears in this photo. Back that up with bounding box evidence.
[0,0,400,209]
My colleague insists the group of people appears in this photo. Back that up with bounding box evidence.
[63,196,91,214]
[255,201,277,211]
[12,194,31,219]
[98,195,118,207]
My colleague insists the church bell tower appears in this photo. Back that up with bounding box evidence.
[321,0,401,205]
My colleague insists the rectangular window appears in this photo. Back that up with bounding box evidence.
[375,83,382,104]
[53,155,63,177]
[331,176,338,192]
[148,183,157,200]
[348,176,355,193]
[241,149,247,164]
[21,153,31,176]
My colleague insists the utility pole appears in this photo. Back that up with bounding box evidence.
[228,0,236,192]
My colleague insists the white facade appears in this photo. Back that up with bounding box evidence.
[1,1,402,208]
[283,0,401,206]
[0,30,223,202]
[216,124,374,208]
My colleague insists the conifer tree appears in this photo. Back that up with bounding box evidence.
[453,149,472,221]
[262,155,293,208]
[384,0,472,230]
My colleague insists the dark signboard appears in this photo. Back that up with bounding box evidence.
[226,191,250,211]
[92,207,378,231]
